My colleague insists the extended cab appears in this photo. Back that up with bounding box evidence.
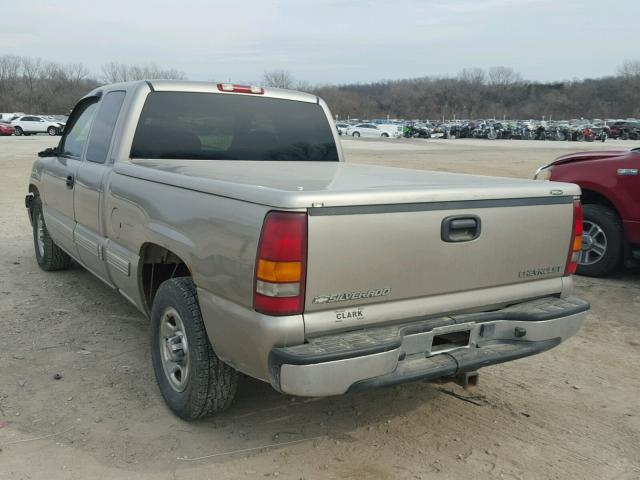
[535,149,640,276]
[26,81,589,420]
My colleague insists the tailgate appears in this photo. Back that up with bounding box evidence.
[304,196,575,332]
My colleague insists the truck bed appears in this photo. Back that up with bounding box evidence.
[115,160,580,208]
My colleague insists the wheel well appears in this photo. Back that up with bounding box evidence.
[580,189,620,218]
[139,243,191,313]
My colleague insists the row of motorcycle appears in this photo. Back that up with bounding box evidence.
[403,122,640,142]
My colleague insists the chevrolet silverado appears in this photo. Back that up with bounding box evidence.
[26,80,589,419]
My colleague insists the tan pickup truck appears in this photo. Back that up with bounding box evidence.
[26,80,589,419]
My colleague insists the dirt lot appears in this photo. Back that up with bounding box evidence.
[1,136,639,480]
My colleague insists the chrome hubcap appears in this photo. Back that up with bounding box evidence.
[159,307,190,392]
[580,220,607,265]
[36,213,45,257]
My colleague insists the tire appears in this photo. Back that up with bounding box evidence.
[352,132,360,138]
[151,277,238,420]
[577,204,623,277]
[47,126,58,136]
[31,198,72,271]
[381,132,389,138]
[14,126,23,136]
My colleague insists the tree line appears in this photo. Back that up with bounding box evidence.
[0,56,185,114]
[310,62,640,121]
[1,55,639,121]
[263,64,640,121]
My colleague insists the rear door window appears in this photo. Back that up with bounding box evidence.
[86,91,126,163]
[131,91,338,161]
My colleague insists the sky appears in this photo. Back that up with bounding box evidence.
[2,0,640,85]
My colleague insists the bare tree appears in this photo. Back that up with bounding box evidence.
[66,63,90,85]
[21,57,43,112]
[101,61,126,83]
[458,67,486,85]
[617,59,640,78]
[488,66,522,86]
[0,55,22,85]
[294,79,314,92]
[101,61,185,83]
[262,69,295,89]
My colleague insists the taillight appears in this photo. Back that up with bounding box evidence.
[217,83,264,94]
[254,211,307,316]
[565,199,583,275]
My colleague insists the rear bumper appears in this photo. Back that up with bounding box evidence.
[269,296,589,396]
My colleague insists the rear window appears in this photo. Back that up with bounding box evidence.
[86,91,126,163]
[130,91,338,161]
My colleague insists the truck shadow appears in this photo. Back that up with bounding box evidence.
[171,373,445,463]
[10,252,464,469]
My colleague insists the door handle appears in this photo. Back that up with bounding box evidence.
[441,215,481,242]
[66,175,75,189]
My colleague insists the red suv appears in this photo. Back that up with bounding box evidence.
[535,149,639,277]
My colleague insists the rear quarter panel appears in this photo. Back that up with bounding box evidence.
[105,172,270,308]
[551,153,640,242]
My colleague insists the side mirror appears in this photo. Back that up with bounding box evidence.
[38,147,59,157]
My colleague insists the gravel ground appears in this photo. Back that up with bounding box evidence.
[0,135,639,480]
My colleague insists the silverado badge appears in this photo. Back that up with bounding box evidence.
[313,288,391,305]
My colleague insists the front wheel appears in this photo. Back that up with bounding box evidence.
[151,277,238,420]
[577,204,623,277]
[381,132,389,138]
[13,126,23,136]
[352,132,360,138]
[47,126,58,136]
[31,198,71,271]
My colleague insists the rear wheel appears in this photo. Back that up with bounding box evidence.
[151,277,238,420]
[352,132,360,138]
[31,198,72,271]
[577,204,623,277]
[381,132,389,138]
[14,126,23,136]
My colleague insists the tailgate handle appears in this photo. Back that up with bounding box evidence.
[441,215,481,242]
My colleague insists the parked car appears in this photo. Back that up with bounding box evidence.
[608,121,640,140]
[335,123,350,135]
[377,123,404,138]
[535,149,639,276]
[11,115,65,136]
[346,123,400,138]
[26,80,588,419]
[0,122,15,136]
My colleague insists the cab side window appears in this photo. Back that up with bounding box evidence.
[86,91,126,164]
[60,100,98,158]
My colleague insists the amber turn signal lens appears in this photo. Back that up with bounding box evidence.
[573,236,582,251]
[257,259,302,283]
